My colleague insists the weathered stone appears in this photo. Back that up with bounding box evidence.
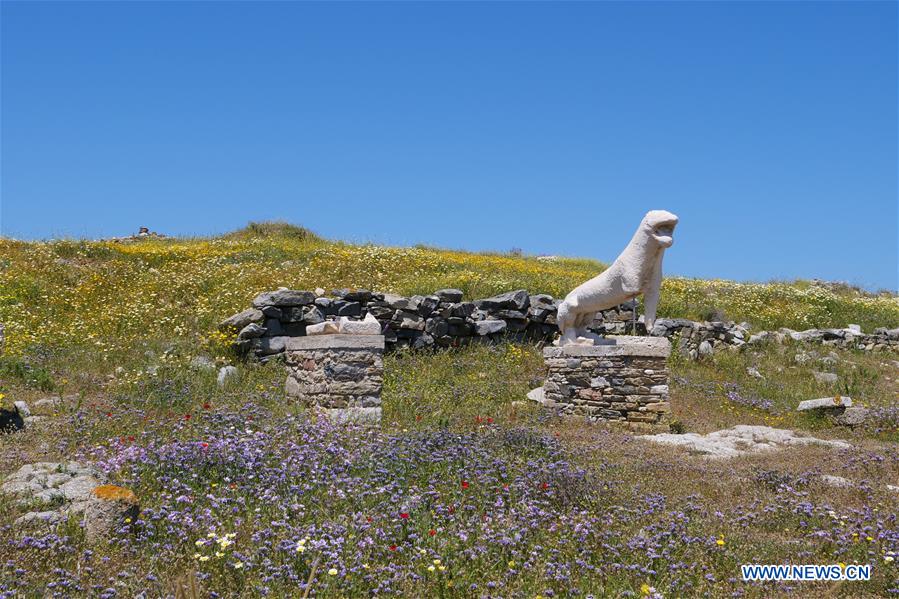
[252,289,316,308]
[237,323,267,340]
[84,485,139,543]
[797,396,852,412]
[435,289,464,303]
[474,320,506,335]
[338,313,382,335]
[219,308,264,331]
[335,301,362,317]
[394,311,425,331]
[217,365,238,387]
[450,302,476,318]
[417,295,440,317]
[261,305,282,319]
[820,475,852,488]
[382,294,418,311]
[639,425,851,459]
[833,407,868,427]
[343,289,372,303]
[307,321,339,336]
[475,289,529,312]
[526,387,546,404]
[59,475,101,501]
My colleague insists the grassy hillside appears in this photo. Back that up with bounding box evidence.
[1,223,898,597]
[1,223,896,359]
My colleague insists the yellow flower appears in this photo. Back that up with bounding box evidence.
[433,559,441,565]
[328,568,338,576]
[640,583,651,596]
[124,518,131,524]
[195,540,205,547]
[438,565,446,572]
[193,553,201,559]
[716,538,725,546]
[234,561,244,569]
[508,560,516,568]
[199,556,210,562]
[427,565,436,572]
[866,536,874,542]
[884,556,894,563]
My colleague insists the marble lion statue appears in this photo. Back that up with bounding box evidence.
[556,210,679,346]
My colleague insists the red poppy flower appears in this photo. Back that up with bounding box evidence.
[200,442,209,449]
[475,416,483,424]
[389,544,398,552]
[415,415,422,421]
[541,482,549,490]
[486,417,494,424]
[202,402,211,410]
[366,516,373,523]
[128,436,135,442]
[428,529,436,537]
[448,506,455,514]
[184,413,191,421]
[106,412,112,418]
[400,512,409,520]
[461,480,470,490]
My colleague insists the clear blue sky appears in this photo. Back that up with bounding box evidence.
[2,2,897,290]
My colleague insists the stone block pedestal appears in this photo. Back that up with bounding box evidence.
[542,337,671,433]
[284,335,384,423]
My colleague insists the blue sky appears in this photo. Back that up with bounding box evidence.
[2,2,897,290]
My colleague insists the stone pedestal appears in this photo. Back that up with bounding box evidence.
[542,337,671,433]
[284,335,384,423]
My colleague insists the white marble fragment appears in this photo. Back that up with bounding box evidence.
[639,425,850,459]
[797,396,852,411]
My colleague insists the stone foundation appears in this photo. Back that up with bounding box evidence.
[284,335,384,422]
[542,337,671,433]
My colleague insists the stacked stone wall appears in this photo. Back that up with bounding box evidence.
[222,288,899,362]
[542,339,671,433]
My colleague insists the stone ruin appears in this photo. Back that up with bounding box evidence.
[541,337,672,432]
[284,334,385,424]
[222,288,643,362]
[223,289,899,365]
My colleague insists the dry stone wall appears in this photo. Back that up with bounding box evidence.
[225,288,638,361]
[222,289,899,361]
